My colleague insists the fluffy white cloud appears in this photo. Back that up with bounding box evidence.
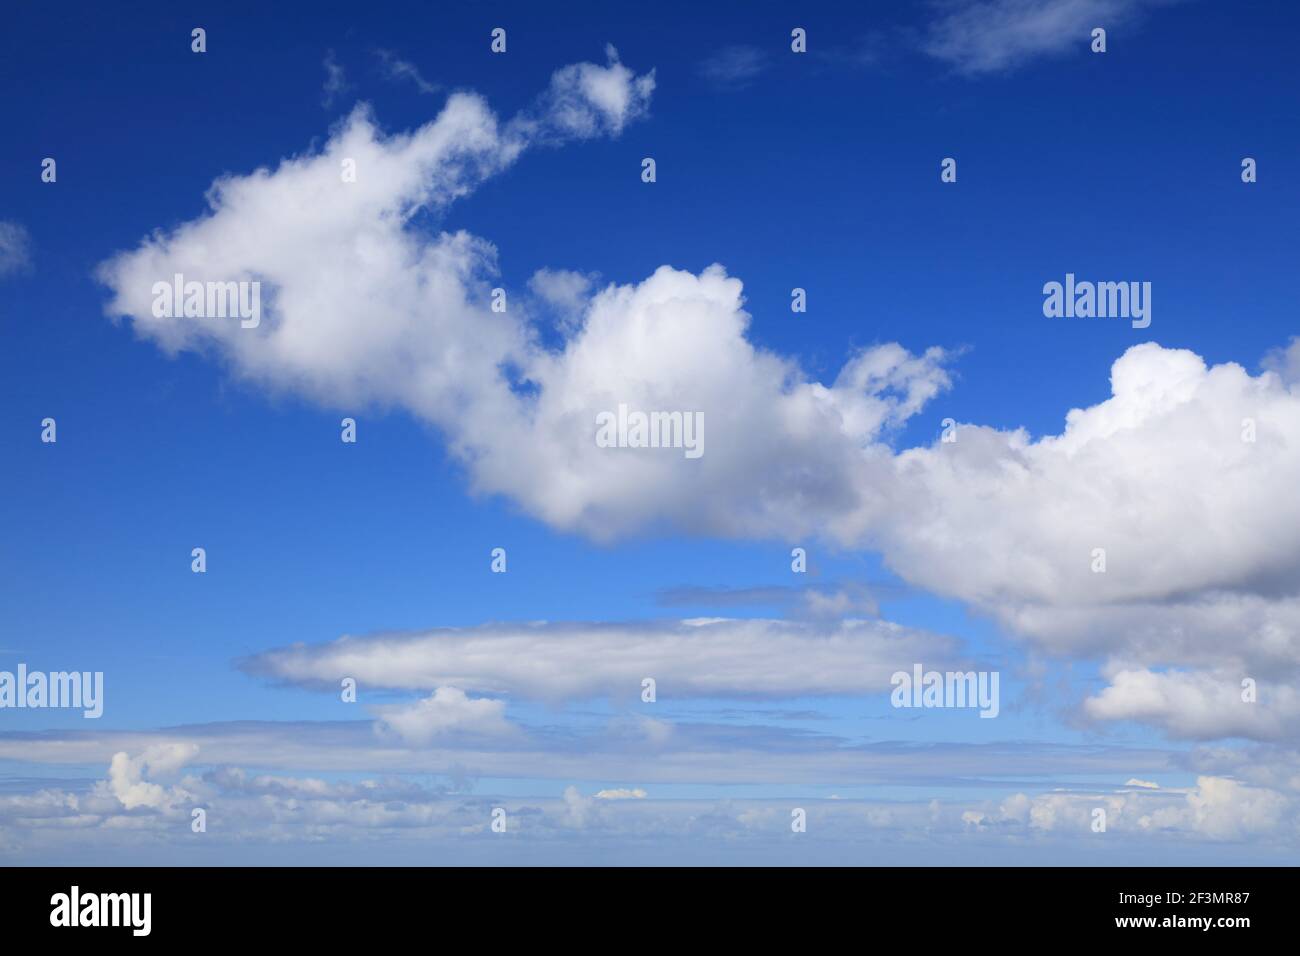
[95,51,953,543]
[533,45,655,138]
[1263,336,1300,385]
[1084,668,1300,741]
[98,65,1300,626]
[876,346,1300,610]
[480,269,953,539]
[99,743,198,811]
[1180,776,1289,840]
[527,266,595,332]
[867,346,1300,742]
[371,687,514,745]
[96,49,1300,748]
[97,48,652,414]
[968,775,1289,841]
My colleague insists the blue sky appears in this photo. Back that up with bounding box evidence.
[3,0,1300,864]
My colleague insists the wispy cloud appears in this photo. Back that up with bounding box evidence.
[375,48,440,94]
[698,44,768,88]
[656,582,899,618]
[0,221,32,277]
[321,49,350,108]
[923,0,1168,75]
[239,616,962,701]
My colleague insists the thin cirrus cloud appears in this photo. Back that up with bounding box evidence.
[922,0,1174,75]
[375,48,441,95]
[0,721,1195,789]
[0,220,32,277]
[321,49,350,107]
[698,44,768,88]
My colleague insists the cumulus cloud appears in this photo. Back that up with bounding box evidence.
[876,346,1300,610]
[475,273,952,539]
[98,51,653,412]
[966,775,1289,841]
[1263,336,1300,385]
[1181,775,1290,839]
[95,48,950,543]
[1085,668,1300,741]
[528,267,596,332]
[371,687,514,745]
[99,743,198,811]
[103,83,1300,650]
[533,45,655,138]
[96,47,1300,749]
[865,344,1300,744]
[874,344,1300,605]
[5,759,1294,859]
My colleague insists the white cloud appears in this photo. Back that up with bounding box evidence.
[371,687,513,745]
[633,717,674,748]
[375,49,439,95]
[96,51,951,547]
[322,49,349,108]
[97,51,659,493]
[528,267,595,332]
[562,785,595,828]
[0,221,31,277]
[874,345,1300,618]
[698,45,768,88]
[968,775,1289,841]
[1182,775,1289,840]
[96,48,1300,748]
[99,743,198,811]
[241,616,960,701]
[924,0,1166,75]
[1263,336,1300,385]
[1085,668,1300,741]
[5,760,1293,856]
[536,45,655,138]
[596,788,647,799]
[0,720,1174,790]
[464,269,953,540]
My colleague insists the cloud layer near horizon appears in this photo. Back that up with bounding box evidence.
[2,736,1293,862]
